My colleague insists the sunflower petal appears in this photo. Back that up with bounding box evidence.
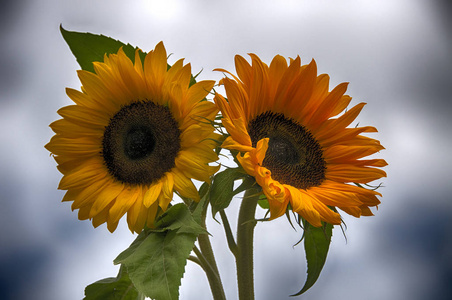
[172,169,200,201]
[222,136,254,152]
[89,181,124,218]
[286,187,322,227]
[326,164,387,183]
[109,186,140,224]
[143,181,163,208]
[159,172,174,211]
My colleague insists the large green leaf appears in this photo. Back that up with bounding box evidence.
[60,25,144,72]
[210,168,254,216]
[114,204,202,300]
[292,222,333,296]
[116,231,196,300]
[84,266,143,300]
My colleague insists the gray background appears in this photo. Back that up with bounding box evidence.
[1,0,451,299]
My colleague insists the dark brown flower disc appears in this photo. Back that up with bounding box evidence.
[102,101,181,185]
[248,111,326,189]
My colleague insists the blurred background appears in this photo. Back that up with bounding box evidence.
[1,0,451,299]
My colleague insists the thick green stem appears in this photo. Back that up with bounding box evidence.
[197,203,227,300]
[236,187,260,300]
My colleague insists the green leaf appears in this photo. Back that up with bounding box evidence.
[60,25,144,73]
[210,168,254,216]
[153,203,206,235]
[192,182,209,224]
[257,193,269,209]
[233,175,256,197]
[115,232,198,300]
[114,231,147,264]
[84,266,143,300]
[114,204,203,300]
[292,222,333,296]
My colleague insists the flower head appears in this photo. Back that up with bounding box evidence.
[46,42,219,233]
[215,54,387,226]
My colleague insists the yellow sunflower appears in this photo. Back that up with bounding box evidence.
[214,54,387,227]
[46,42,219,233]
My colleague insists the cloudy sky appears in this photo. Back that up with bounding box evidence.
[1,0,451,299]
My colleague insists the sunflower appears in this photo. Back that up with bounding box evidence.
[214,54,387,227]
[46,42,219,233]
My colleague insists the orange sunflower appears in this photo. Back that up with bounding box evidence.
[214,54,387,227]
[46,42,219,233]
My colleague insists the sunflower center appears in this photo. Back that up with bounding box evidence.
[124,126,156,160]
[248,111,326,189]
[102,101,181,185]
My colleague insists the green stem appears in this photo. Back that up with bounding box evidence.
[197,203,227,300]
[220,209,238,256]
[236,187,260,300]
[193,246,219,279]
[188,255,203,269]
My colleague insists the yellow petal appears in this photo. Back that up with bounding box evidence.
[308,192,342,225]
[254,138,269,165]
[326,164,387,183]
[287,187,322,227]
[144,41,167,88]
[159,172,174,211]
[315,103,366,140]
[181,100,218,130]
[323,144,382,162]
[172,169,199,201]
[175,150,217,182]
[46,136,100,156]
[145,201,160,228]
[58,160,105,190]
[71,177,108,210]
[89,181,124,218]
[116,49,146,98]
[57,105,109,128]
[180,124,214,148]
[214,93,233,120]
[76,71,119,112]
[308,185,362,207]
[306,82,349,126]
[186,79,215,104]
[268,55,288,99]
[106,218,120,233]
[284,60,317,119]
[143,181,163,208]
[109,186,140,224]
[49,119,103,137]
[77,203,93,220]
[237,152,258,176]
[235,55,253,86]
[92,202,111,228]
[338,206,362,218]
[222,136,254,152]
